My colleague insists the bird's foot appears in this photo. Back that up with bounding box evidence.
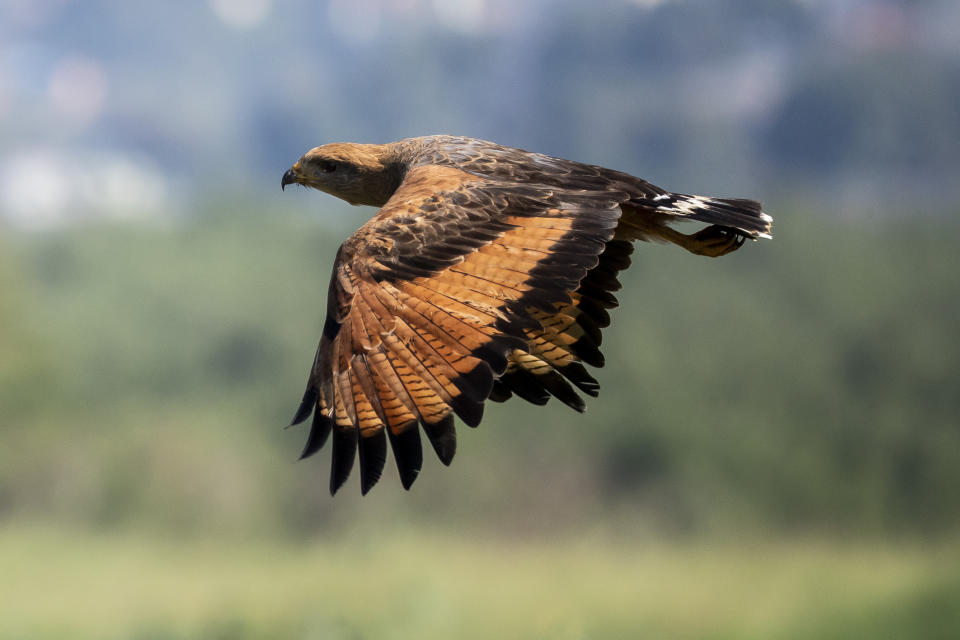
[685,225,746,257]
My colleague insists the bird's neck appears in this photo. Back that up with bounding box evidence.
[348,143,406,207]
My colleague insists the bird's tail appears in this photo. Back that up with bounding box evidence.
[617,192,772,256]
[643,193,773,239]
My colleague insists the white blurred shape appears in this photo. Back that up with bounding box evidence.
[0,151,69,229]
[0,149,173,230]
[47,55,108,128]
[208,0,273,29]
[432,0,487,33]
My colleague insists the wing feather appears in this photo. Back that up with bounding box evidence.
[293,164,630,493]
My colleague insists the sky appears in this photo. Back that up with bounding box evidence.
[1,0,958,228]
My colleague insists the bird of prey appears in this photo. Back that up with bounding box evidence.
[281,135,772,495]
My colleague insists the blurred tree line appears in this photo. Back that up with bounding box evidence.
[1,205,957,537]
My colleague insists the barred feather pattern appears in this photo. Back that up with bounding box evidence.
[286,135,772,494]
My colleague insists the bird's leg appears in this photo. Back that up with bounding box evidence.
[660,224,746,257]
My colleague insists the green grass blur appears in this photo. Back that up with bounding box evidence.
[3,525,958,640]
[1,203,958,637]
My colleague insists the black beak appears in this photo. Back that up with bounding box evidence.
[281,169,297,191]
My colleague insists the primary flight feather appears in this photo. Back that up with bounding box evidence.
[281,135,772,495]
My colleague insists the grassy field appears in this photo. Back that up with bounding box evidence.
[2,524,958,640]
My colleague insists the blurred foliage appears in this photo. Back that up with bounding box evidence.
[2,203,958,639]
[0,241,53,421]
[1,205,957,538]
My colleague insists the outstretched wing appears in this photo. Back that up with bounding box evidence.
[289,164,628,494]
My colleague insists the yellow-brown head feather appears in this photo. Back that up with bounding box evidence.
[282,142,403,207]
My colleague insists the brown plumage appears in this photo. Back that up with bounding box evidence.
[282,135,773,494]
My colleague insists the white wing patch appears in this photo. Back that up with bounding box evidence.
[654,194,711,215]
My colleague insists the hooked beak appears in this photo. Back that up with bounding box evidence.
[281,168,299,191]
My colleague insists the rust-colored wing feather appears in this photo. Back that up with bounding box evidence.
[285,135,772,495]
[290,164,628,494]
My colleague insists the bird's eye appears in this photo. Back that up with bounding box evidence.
[318,160,337,173]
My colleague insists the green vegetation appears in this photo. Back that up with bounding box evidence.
[3,206,958,533]
[2,525,958,640]
[2,205,958,637]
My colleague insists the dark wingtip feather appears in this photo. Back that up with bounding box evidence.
[358,430,388,495]
[387,423,423,490]
[451,363,494,402]
[289,386,318,427]
[571,337,605,368]
[422,414,457,465]
[449,394,484,428]
[487,380,513,403]
[472,343,511,376]
[558,362,601,397]
[329,428,357,495]
[298,411,333,460]
[499,369,551,406]
[538,370,586,412]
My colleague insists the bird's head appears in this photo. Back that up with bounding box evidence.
[281,143,402,207]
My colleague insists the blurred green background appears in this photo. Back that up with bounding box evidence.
[2,1,959,638]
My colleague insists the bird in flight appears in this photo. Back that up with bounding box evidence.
[281,135,772,495]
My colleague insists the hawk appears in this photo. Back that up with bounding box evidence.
[281,135,772,495]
